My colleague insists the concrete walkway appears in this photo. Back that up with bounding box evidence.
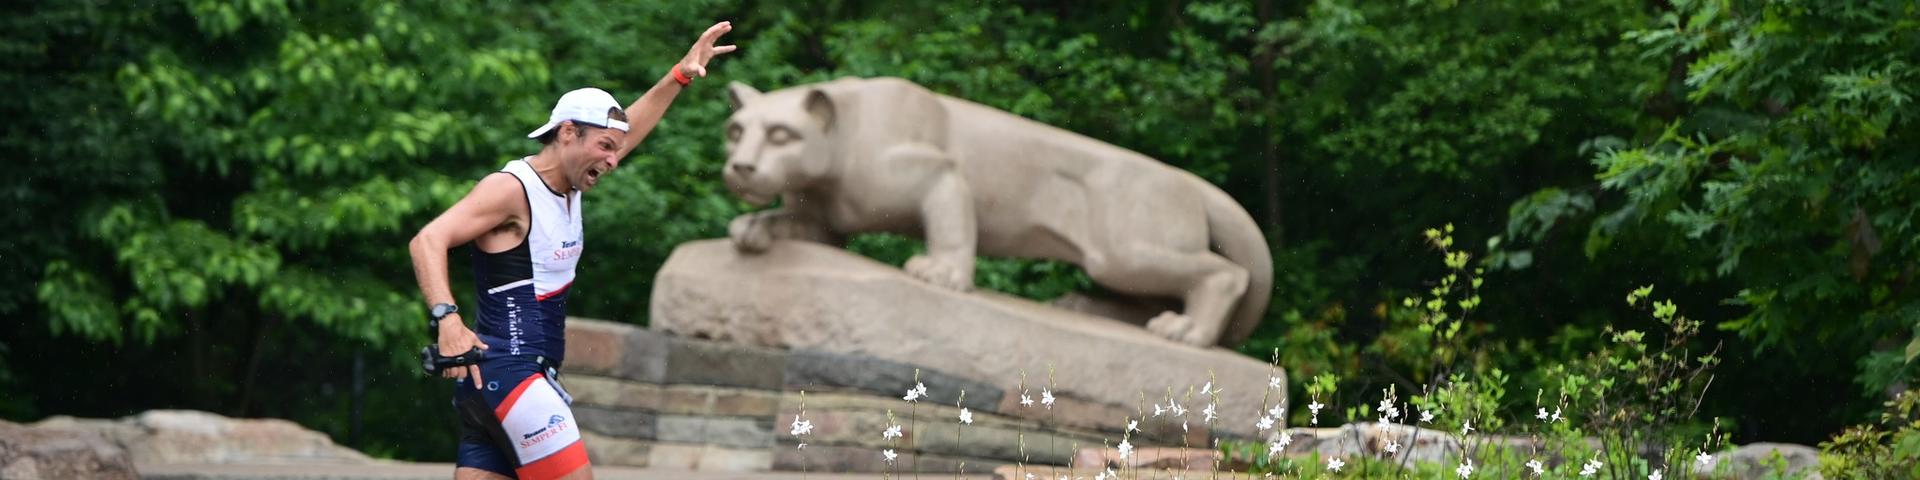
[137,463,995,480]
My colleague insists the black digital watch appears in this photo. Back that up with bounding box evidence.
[428,303,458,334]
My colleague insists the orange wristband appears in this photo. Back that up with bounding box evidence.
[671,67,692,86]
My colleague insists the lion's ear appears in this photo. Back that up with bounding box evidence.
[805,89,836,133]
[728,82,762,110]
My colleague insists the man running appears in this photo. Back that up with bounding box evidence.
[408,21,736,480]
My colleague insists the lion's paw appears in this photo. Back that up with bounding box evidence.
[905,254,974,292]
[728,214,773,253]
[1147,311,1208,346]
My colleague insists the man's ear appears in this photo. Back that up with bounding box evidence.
[805,89,835,133]
[728,82,762,110]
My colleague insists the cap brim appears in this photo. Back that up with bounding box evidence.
[527,120,561,139]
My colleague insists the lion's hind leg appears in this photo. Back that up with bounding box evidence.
[1083,244,1249,347]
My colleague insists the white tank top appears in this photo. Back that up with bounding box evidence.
[470,157,582,358]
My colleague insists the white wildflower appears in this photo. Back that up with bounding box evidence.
[903,382,928,402]
[1267,403,1285,419]
[1649,469,1663,480]
[1127,420,1140,432]
[1461,419,1474,434]
[1537,407,1549,421]
[789,418,813,436]
[1153,403,1167,417]
[1201,381,1216,395]
[1456,459,1474,479]
[1579,459,1602,477]
[1267,435,1292,457]
[797,443,806,449]
[1270,375,1284,389]
[882,424,902,440]
[1525,459,1544,476]
[1202,403,1218,423]
[1041,389,1056,408]
[1420,408,1435,423]
[1327,457,1345,473]
[1256,415,1275,431]
[1695,451,1713,467]
[1308,400,1324,424]
[1118,439,1134,460]
[958,408,973,424]
[883,449,898,464]
[1377,396,1401,423]
[1169,400,1187,417]
[1550,407,1562,423]
[1020,390,1034,407]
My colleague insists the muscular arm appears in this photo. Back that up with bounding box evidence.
[409,173,524,310]
[616,21,737,159]
[615,73,688,159]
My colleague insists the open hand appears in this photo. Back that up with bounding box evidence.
[679,21,738,79]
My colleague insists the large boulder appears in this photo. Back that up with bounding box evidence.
[650,239,1285,438]
[1710,443,1823,479]
[0,420,139,480]
[32,410,371,465]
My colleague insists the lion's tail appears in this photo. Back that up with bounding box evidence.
[1201,184,1273,347]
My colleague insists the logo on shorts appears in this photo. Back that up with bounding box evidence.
[518,415,570,448]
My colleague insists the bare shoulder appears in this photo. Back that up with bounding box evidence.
[453,172,529,227]
[468,172,525,202]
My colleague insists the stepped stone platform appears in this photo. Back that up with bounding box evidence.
[562,313,1283,474]
[136,463,969,479]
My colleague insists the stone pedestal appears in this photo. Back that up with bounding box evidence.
[648,239,1285,439]
[0,420,138,480]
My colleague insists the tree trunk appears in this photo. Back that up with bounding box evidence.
[188,311,211,409]
[1254,0,1284,246]
[350,346,365,448]
[233,314,279,416]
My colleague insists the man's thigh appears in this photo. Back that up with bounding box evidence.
[456,360,591,479]
[455,466,515,480]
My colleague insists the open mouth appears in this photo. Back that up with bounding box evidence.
[586,166,604,184]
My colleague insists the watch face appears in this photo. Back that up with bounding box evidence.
[432,304,457,318]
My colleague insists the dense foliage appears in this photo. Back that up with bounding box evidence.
[5,0,1912,462]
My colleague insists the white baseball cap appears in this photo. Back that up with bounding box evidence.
[526,87,631,139]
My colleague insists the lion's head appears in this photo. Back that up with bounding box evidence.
[722,82,837,207]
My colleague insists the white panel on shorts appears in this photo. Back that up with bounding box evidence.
[499,376,581,465]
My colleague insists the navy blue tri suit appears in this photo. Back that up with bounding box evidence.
[452,158,590,479]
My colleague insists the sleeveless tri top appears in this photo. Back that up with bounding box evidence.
[470,158,582,362]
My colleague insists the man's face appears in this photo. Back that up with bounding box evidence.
[563,122,626,193]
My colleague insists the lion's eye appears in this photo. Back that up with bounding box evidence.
[767,127,798,146]
[726,123,743,142]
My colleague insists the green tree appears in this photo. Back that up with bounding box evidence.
[1509,0,1919,426]
[7,0,745,458]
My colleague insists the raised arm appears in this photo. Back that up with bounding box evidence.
[617,21,738,158]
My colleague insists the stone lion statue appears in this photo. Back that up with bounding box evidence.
[719,77,1272,347]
